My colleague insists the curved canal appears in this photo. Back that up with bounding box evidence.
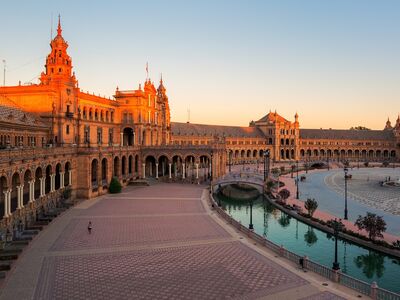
[214,191,400,294]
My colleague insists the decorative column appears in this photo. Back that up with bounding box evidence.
[50,175,54,192]
[120,132,124,146]
[155,163,159,179]
[168,163,172,179]
[142,163,146,178]
[3,190,9,218]
[182,163,186,179]
[196,163,199,179]
[29,180,35,203]
[39,177,45,196]
[17,185,23,209]
[68,170,72,186]
[60,172,65,188]
[7,189,11,216]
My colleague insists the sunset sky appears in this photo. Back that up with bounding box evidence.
[1,0,400,129]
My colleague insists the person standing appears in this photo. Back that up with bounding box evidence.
[87,221,92,234]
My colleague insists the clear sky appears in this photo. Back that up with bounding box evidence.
[1,0,400,129]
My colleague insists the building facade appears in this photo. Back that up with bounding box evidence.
[0,19,399,232]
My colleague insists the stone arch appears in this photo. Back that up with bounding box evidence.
[361,150,367,158]
[368,150,374,158]
[286,149,290,160]
[55,163,62,190]
[234,150,239,158]
[114,156,120,177]
[23,169,32,205]
[45,165,52,194]
[184,155,196,179]
[320,149,326,157]
[128,155,133,175]
[390,150,396,158]
[91,159,99,187]
[145,155,157,177]
[0,176,8,218]
[11,172,21,213]
[172,155,183,178]
[34,167,42,199]
[199,155,211,180]
[123,127,134,146]
[259,149,263,157]
[253,149,258,158]
[280,149,285,159]
[101,158,107,184]
[246,150,251,158]
[376,150,381,158]
[327,149,332,157]
[64,161,71,186]
[135,155,139,173]
[158,155,169,177]
[307,149,312,157]
[121,156,127,176]
[313,149,319,157]
[355,149,360,158]
[291,149,295,159]
[300,149,305,157]
[383,150,389,158]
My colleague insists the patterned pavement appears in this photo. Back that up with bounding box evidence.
[0,183,355,299]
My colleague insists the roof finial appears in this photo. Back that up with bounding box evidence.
[160,73,163,84]
[57,14,62,36]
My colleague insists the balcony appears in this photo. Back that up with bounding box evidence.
[65,112,74,118]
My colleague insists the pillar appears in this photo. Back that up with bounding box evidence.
[155,163,159,179]
[3,190,9,218]
[142,163,146,178]
[120,132,124,146]
[196,163,199,179]
[7,189,11,216]
[182,163,186,179]
[168,163,172,179]
[60,172,65,188]
[29,180,35,202]
[68,170,72,186]
[39,177,45,196]
[50,175,54,192]
[17,185,23,209]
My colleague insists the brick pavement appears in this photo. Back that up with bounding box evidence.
[0,183,358,300]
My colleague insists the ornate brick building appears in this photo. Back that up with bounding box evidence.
[0,18,399,231]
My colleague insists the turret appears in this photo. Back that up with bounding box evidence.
[384,117,392,130]
[39,15,76,86]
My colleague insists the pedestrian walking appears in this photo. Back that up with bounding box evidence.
[87,221,92,234]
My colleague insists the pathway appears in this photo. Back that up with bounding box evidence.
[0,183,360,299]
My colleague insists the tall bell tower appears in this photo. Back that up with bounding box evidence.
[40,15,77,87]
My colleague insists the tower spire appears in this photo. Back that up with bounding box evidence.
[57,14,62,36]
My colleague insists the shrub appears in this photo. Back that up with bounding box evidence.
[109,177,122,194]
[355,213,387,240]
[278,189,290,203]
[392,240,400,249]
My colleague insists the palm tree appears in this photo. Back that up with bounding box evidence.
[304,198,318,217]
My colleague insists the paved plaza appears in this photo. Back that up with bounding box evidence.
[0,183,359,299]
[294,168,400,236]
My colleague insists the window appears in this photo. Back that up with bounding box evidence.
[84,126,90,144]
[66,125,70,134]
[66,105,70,113]
[108,128,113,145]
[97,127,102,144]
[59,68,62,73]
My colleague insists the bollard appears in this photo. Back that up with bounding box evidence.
[370,281,378,300]
[303,255,309,270]
[279,245,285,257]
[332,269,339,283]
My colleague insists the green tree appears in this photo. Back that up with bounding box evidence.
[278,188,290,203]
[265,180,275,194]
[278,214,291,227]
[304,198,318,217]
[109,177,122,194]
[355,213,387,240]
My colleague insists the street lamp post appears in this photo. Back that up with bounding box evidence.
[344,167,348,220]
[249,199,254,230]
[327,156,330,171]
[332,218,344,270]
[296,160,299,199]
[263,149,270,181]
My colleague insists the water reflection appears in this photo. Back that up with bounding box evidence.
[354,252,385,279]
[215,189,400,293]
[304,227,318,246]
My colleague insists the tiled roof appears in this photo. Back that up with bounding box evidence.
[300,128,394,140]
[171,122,265,138]
[0,104,47,128]
[256,112,289,123]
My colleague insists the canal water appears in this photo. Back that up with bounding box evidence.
[214,191,400,294]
